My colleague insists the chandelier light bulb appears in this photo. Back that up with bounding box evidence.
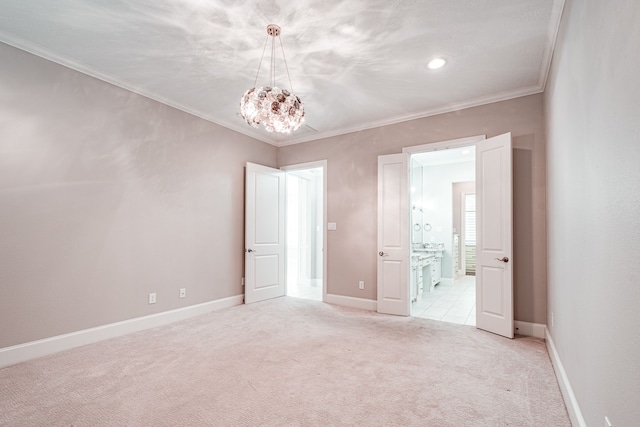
[240,86,304,133]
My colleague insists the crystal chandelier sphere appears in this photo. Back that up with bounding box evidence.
[240,86,305,133]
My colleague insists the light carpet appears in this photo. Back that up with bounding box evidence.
[0,297,570,426]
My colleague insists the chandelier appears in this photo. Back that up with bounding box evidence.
[240,24,305,134]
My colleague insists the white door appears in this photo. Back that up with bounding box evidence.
[377,153,410,316]
[476,133,513,338]
[245,162,285,304]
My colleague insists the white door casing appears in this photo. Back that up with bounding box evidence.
[245,162,285,304]
[475,133,514,338]
[377,153,410,316]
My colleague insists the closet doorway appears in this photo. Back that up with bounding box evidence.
[282,162,326,302]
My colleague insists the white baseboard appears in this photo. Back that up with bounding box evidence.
[0,295,244,369]
[325,293,377,311]
[514,321,546,338]
[546,328,586,427]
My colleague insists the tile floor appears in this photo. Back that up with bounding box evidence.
[287,278,322,301]
[412,275,476,326]
[287,275,475,325]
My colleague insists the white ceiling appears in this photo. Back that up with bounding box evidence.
[0,0,564,147]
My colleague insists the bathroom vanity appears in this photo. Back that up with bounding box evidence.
[410,244,443,300]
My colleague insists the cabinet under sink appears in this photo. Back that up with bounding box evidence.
[410,252,442,301]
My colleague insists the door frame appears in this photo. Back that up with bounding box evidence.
[280,160,328,302]
[403,134,514,338]
[402,134,485,309]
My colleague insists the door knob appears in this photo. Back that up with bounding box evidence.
[494,257,509,263]
[247,249,257,253]
[379,251,388,256]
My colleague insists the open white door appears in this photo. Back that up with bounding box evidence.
[377,153,410,316]
[476,133,513,338]
[245,162,285,304]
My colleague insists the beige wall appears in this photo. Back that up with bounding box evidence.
[0,39,549,349]
[278,94,547,324]
[544,0,640,425]
[0,42,276,348]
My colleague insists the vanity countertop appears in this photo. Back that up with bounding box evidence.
[411,253,433,259]
[413,244,444,252]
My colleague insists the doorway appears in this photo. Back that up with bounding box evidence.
[282,163,326,301]
[408,146,477,325]
[378,133,513,337]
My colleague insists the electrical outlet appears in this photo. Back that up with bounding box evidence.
[179,288,186,298]
[359,281,364,290]
[148,293,156,304]
[605,416,612,427]
[551,312,554,328]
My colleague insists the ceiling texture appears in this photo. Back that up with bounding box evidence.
[0,0,565,146]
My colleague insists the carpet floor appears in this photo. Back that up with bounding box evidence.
[0,297,570,426]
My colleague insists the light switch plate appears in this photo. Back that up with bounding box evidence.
[327,222,337,231]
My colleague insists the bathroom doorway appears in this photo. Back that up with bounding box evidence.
[282,163,325,302]
[409,146,477,325]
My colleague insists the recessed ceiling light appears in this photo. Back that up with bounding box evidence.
[427,58,447,70]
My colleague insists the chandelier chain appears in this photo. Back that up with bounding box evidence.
[253,35,269,89]
[271,36,276,87]
[278,36,295,94]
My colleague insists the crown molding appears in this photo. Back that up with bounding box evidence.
[275,83,544,147]
[0,31,279,146]
[538,0,566,91]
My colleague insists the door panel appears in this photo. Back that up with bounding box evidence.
[377,153,410,316]
[476,133,513,338]
[382,260,403,300]
[479,266,505,315]
[245,162,285,304]
[254,255,280,289]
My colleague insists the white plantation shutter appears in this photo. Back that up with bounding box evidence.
[464,194,476,275]
[464,194,476,244]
